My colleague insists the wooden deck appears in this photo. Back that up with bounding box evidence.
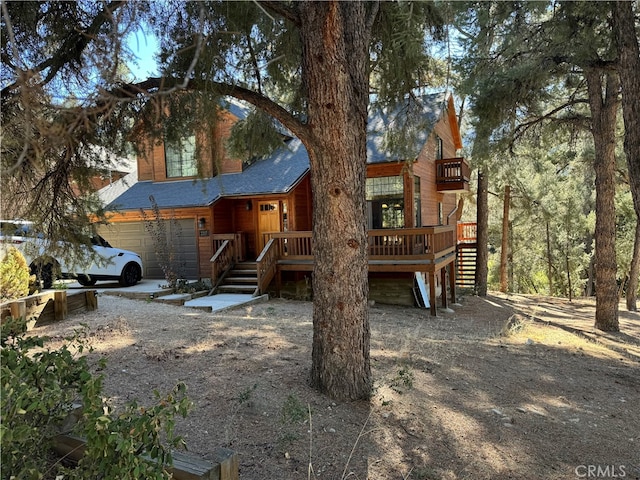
[211,226,458,315]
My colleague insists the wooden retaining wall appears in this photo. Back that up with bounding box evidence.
[0,290,98,328]
[52,405,238,480]
[52,434,238,480]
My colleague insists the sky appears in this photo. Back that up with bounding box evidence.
[126,28,159,80]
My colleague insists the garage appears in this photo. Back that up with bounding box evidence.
[98,220,199,280]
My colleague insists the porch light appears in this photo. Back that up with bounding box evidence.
[246,200,252,211]
[198,217,206,229]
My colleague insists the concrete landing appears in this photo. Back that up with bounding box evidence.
[63,280,268,313]
[184,293,269,312]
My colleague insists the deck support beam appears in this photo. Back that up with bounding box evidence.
[448,262,457,304]
[440,268,448,311]
[428,271,437,316]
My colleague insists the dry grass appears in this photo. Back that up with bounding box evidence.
[33,292,640,480]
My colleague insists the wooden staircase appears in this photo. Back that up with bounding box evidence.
[456,243,477,288]
[215,262,259,295]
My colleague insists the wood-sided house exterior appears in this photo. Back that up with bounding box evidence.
[100,93,469,313]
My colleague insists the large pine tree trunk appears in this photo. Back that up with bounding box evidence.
[585,69,620,332]
[299,1,374,400]
[614,0,640,312]
[475,171,489,296]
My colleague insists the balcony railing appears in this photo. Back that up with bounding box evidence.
[457,222,477,244]
[436,157,470,192]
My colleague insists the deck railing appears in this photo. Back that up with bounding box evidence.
[262,225,456,264]
[210,240,233,290]
[456,222,477,244]
[367,226,456,260]
[212,226,457,296]
[256,238,279,295]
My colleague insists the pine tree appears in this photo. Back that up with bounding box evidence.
[1,1,446,400]
[453,0,623,331]
[614,0,640,311]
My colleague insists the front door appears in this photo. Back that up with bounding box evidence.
[257,201,281,251]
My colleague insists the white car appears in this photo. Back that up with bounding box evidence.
[0,220,143,288]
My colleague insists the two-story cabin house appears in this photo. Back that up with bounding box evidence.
[99,92,469,313]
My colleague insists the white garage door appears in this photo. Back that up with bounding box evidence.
[98,220,198,280]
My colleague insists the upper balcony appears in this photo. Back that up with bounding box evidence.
[436,157,470,193]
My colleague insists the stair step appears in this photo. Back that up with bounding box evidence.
[228,270,257,277]
[218,284,257,293]
[224,276,258,284]
[233,262,257,270]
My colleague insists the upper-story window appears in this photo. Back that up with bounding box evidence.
[435,136,444,160]
[165,135,198,178]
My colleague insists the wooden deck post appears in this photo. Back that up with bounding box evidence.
[448,262,457,304]
[440,267,448,310]
[428,271,437,316]
[275,267,282,297]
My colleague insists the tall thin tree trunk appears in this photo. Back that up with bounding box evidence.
[475,171,489,296]
[566,247,572,302]
[300,1,375,400]
[500,185,510,293]
[627,222,640,311]
[585,69,620,332]
[546,220,554,296]
[614,0,640,312]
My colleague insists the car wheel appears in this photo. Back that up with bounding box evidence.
[119,262,141,287]
[77,275,97,287]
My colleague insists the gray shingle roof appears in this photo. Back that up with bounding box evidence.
[104,93,448,212]
[367,92,447,163]
[105,138,309,211]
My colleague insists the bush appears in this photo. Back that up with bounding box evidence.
[0,247,32,301]
[0,318,191,480]
[140,195,187,291]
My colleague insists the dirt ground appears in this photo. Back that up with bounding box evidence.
[34,291,640,480]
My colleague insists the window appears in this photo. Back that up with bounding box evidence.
[414,177,421,227]
[366,176,403,199]
[366,176,405,229]
[436,136,443,160]
[165,135,198,178]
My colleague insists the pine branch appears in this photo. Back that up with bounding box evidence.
[110,77,310,144]
[513,98,591,143]
[1,1,126,98]
[258,1,301,26]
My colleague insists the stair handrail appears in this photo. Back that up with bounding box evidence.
[256,238,279,295]
[209,240,234,294]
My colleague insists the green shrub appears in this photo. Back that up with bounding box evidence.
[0,247,32,301]
[0,318,191,480]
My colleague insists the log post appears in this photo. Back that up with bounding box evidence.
[10,300,26,320]
[54,291,67,321]
[85,290,98,311]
